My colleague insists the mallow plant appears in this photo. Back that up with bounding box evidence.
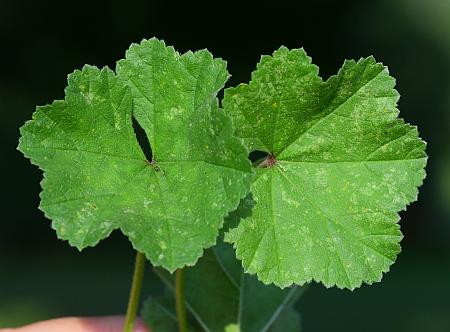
[18,38,427,332]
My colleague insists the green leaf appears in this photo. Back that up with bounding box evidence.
[18,38,253,271]
[144,241,305,331]
[223,47,427,289]
[141,293,179,332]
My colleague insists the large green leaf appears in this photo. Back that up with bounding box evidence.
[19,39,253,271]
[223,47,427,289]
[143,241,305,331]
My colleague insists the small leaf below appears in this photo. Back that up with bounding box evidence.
[143,241,306,332]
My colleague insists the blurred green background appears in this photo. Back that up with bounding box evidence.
[1,0,449,331]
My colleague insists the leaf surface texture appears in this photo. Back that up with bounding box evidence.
[223,47,427,289]
[19,39,253,271]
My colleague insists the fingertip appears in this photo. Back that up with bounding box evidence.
[6,316,150,332]
[85,316,150,332]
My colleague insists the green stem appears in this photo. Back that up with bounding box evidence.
[175,269,188,332]
[123,251,146,332]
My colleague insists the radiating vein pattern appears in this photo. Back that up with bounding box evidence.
[223,47,427,289]
[19,38,253,271]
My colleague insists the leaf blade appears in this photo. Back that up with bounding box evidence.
[146,242,305,332]
[19,39,253,272]
[224,49,427,289]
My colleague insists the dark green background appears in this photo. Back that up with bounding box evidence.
[1,0,449,331]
